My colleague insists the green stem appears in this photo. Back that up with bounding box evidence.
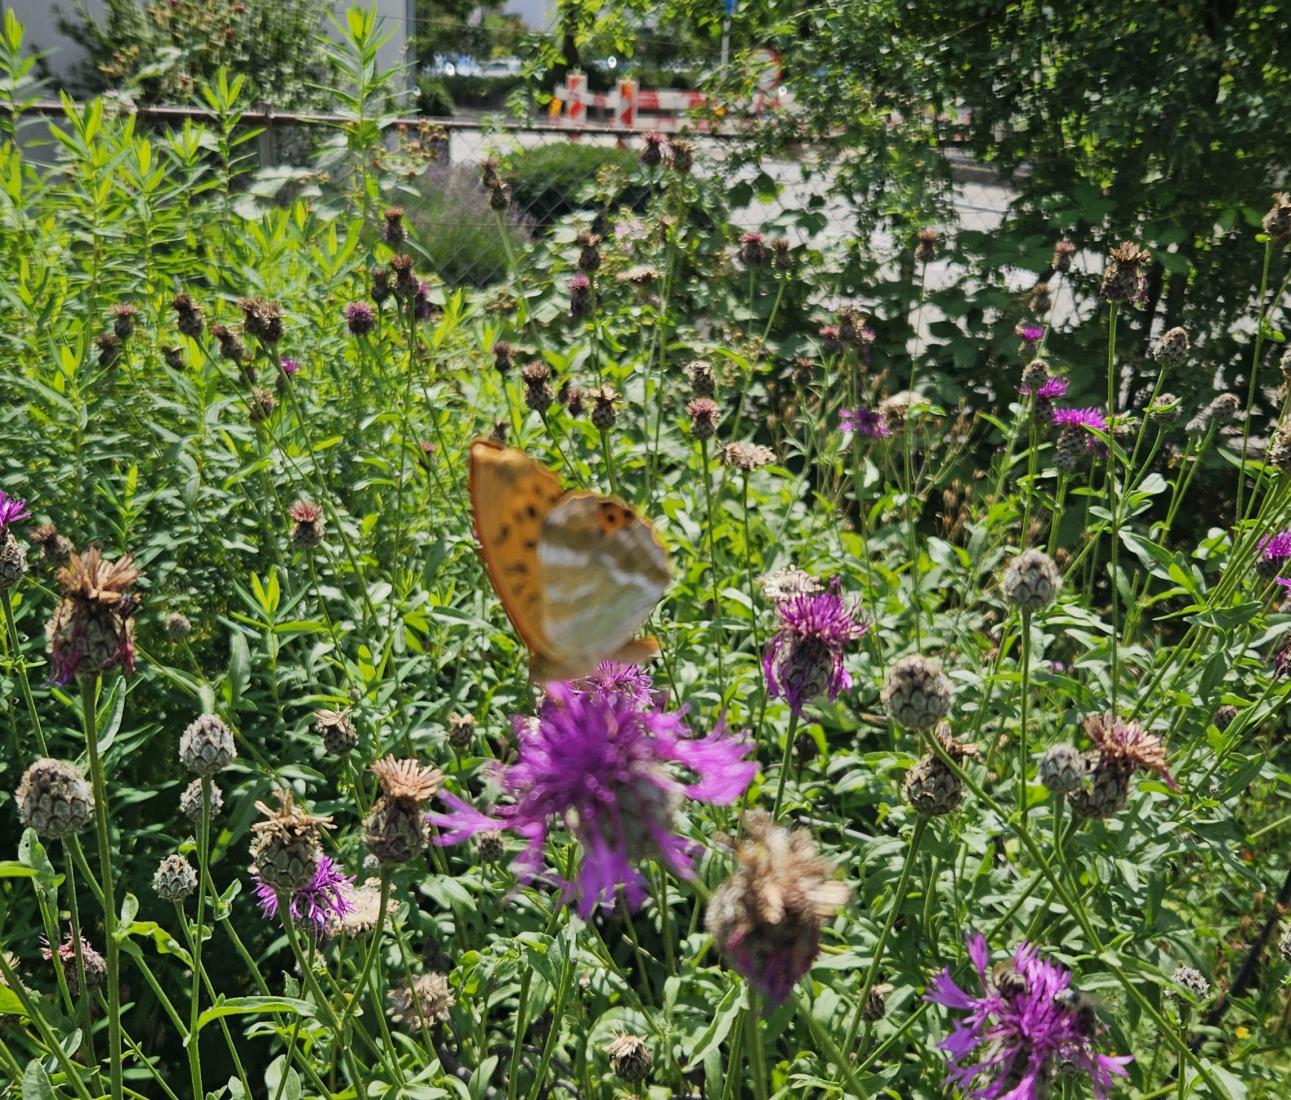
[81,675,123,1100]
[3,594,46,754]
[770,709,802,819]
[1018,608,1032,818]
[186,778,212,1100]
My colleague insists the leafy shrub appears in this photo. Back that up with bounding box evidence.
[415,74,454,116]
[441,73,526,110]
[504,141,647,228]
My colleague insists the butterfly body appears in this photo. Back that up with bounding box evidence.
[469,440,670,682]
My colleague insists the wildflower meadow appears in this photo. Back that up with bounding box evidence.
[3,6,1291,1099]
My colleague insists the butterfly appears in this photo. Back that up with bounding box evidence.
[468,439,671,682]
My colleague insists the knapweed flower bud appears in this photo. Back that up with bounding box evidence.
[162,345,185,370]
[288,500,325,549]
[0,532,28,589]
[239,296,284,344]
[668,138,693,173]
[390,254,418,297]
[250,790,332,894]
[771,237,792,272]
[641,132,665,167]
[345,301,376,336]
[1098,241,1151,304]
[488,180,511,210]
[179,714,237,776]
[739,232,767,267]
[491,339,514,374]
[1269,428,1291,473]
[1038,744,1086,794]
[1002,550,1061,613]
[111,303,139,340]
[606,1034,652,1083]
[1054,425,1089,471]
[1152,327,1190,367]
[180,778,223,821]
[1148,392,1181,422]
[569,272,591,319]
[904,727,977,816]
[687,397,721,440]
[480,157,501,189]
[1030,282,1052,315]
[1208,393,1241,423]
[383,206,406,246]
[1066,754,1132,819]
[172,293,205,337]
[153,854,198,902]
[576,231,602,274]
[165,611,192,639]
[370,265,393,304]
[1211,704,1238,731]
[915,228,939,264]
[1170,966,1210,1003]
[705,810,849,1003]
[588,386,619,431]
[315,709,357,755]
[1051,240,1076,273]
[521,361,554,413]
[95,333,121,367]
[16,759,93,838]
[882,655,953,729]
[561,382,585,417]
[1262,192,1291,243]
[1021,359,1049,393]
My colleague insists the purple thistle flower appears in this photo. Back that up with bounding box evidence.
[1051,407,1108,432]
[429,683,756,917]
[839,407,892,438]
[763,579,867,716]
[1015,323,1045,347]
[1258,530,1291,563]
[575,661,656,707]
[344,301,376,336]
[253,855,354,936]
[279,357,301,378]
[927,933,1133,1100]
[1020,377,1069,400]
[0,490,30,530]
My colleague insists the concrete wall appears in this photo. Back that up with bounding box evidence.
[0,0,412,94]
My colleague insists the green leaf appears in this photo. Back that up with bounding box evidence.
[21,1060,53,1100]
[227,630,251,705]
[17,829,60,893]
[684,980,746,1069]
[0,861,38,879]
[193,996,316,1036]
[0,985,28,1017]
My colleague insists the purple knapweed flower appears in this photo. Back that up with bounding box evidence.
[344,301,376,336]
[254,854,354,936]
[1020,377,1069,400]
[1052,406,1109,453]
[927,933,1133,1100]
[1015,323,1045,348]
[0,491,30,530]
[414,281,436,322]
[1258,530,1291,564]
[763,579,867,716]
[429,683,755,917]
[575,661,656,707]
[840,407,892,438]
[279,357,301,378]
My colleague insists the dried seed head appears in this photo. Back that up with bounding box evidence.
[521,361,554,413]
[210,324,247,364]
[720,442,775,471]
[370,757,443,803]
[387,972,454,1028]
[864,982,894,1021]
[1099,241,1151,304]
[739,232,768,267]
[248,387,277,423]
[1051,241,1076,273]
[164,611,192,639]
[239,296,284,344]
[587,386,619,431]
[705,810,849,1003]
[447,712,476,749]
[383,206,406,246]
[30,524,72,568]
[606,1034,653,1083]
[249,790,333,893]
[1170,966,1210,1003]
[882,655,953,729]
[46,547,140,684]
[94,332,121,367]
[370,265,393,303]
[152,854,198,902]
[16,758,94,838]
[668,138,693,173]
[1002,550,1062,613]
[576,231,602,274]
[771,237,792,272]
[915,228,939,264]
[477,831,505,863]
[640,132,665,167]
[686,359,716,397]
[314,709,358,756]
[338,878,384,937]
[491,339,514,374]
[1030,282,1052,315]
[1279,924,1291,963]
[1211,705,1238,731]
[1269,428,1291,473]
[171,293,205,338]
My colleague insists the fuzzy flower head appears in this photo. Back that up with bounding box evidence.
[430,683,756,917]
[1015,323,1045,348]
[763,579,866,716]
[279,357,301,378]
[1020,376,1069,400]
[840,407,892,438]
[1052,406,1109,454]
[0,491,29,530]
[574,661,656,708]
[927,933,1132,1100]
[254,854,354,936]
[1082,712,1176,789]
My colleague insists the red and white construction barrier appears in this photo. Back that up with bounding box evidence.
[550,68,780,131]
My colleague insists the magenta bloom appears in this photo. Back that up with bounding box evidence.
[763,579,867,716]
[279,357,301,378]
[344,301,376,336]
[575,661,656,707]
[840,407,892,438]
[1259,530,1291,563]
[1015,323,1045,347]
[1020,377,1069,400]
[0,491,30,530]
[1052,407,1108,432]
[429,683,755,917]
[927,933,1133,1100]
[253,855,354,936]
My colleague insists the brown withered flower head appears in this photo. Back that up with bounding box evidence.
[249,789,334,894]
[30,523,73,568]
[560,381,585,418]
[1262,193,1291,243]
[1051,240,1076,273]
[287,500,324,549]
[171,293,205,338]
[364,756,444,865]
[1098,241,1151,304]
[705,810,850,1002]
[210,324,247,364]
[383,206,406,247]
[239,296,284,344]
[111,303,140,340]
[587,386,620,432]
[720,442,776,471]
[576,231,602,274]
[387,972,454,1028]
[915,228,939,264]
[46,547,140,685]
[389,254,419,298]
[1081,712,1175,788]
[668,137,694,173]
[94,333,121,368]
[640,132,665,167]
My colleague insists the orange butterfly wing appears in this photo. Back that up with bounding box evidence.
[468,439,565,665]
